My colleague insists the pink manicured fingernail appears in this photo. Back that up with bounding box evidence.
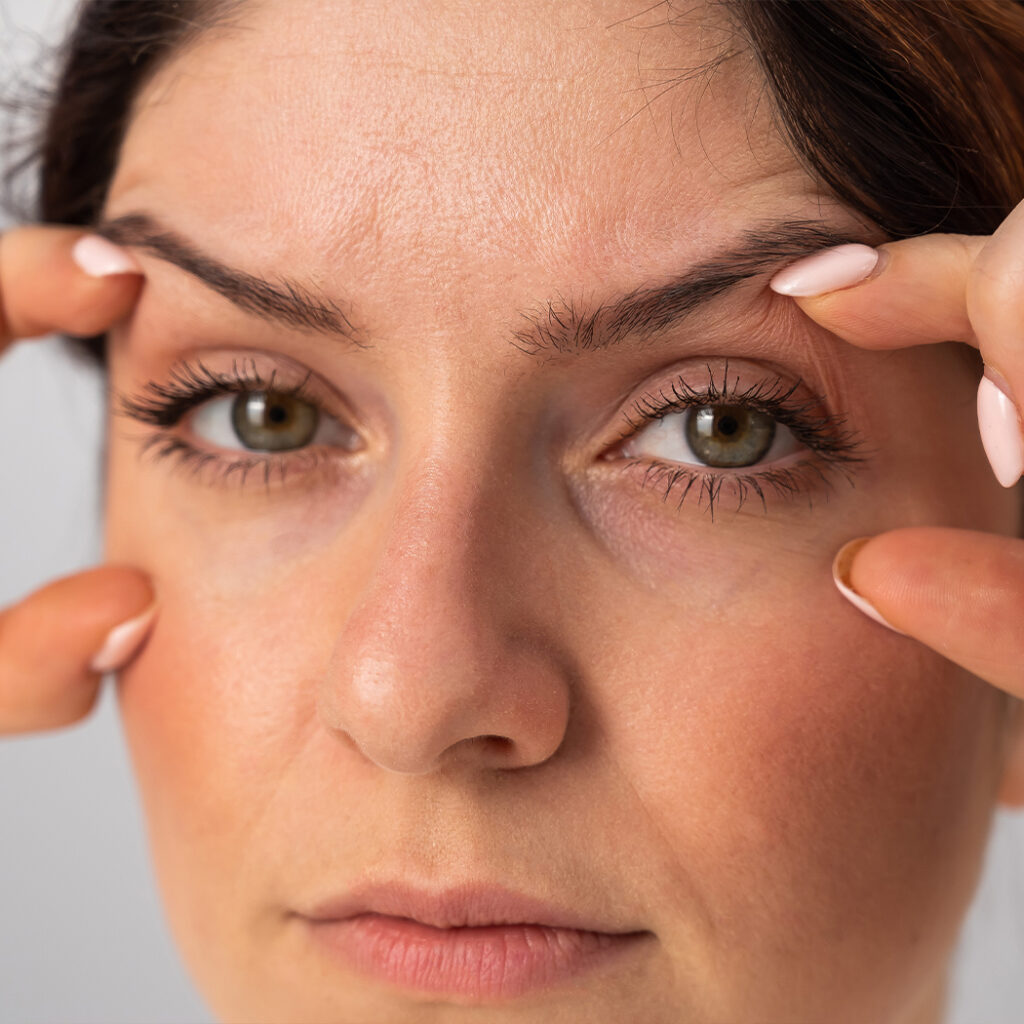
[831,539,906,636]
[90,604,158,673]
[71,234,143,277]
[977,373,1024,488]
[769,244,880,297]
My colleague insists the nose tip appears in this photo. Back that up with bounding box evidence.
[320,638,572,776]
[315,450,574,777]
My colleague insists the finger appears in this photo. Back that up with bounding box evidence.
[769,234,985,350]
[965,199,1024,486]
[833,528,1024,699]
[0,226,142,353]
[0,567,156,734]
[770,199,1024,487]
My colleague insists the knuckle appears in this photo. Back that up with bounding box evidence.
[968,238,1024,323]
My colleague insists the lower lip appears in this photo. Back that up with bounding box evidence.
[307,914,648,1000]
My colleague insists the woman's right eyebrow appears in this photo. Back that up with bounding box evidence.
[96,211,877,356]
[96,212,365,346]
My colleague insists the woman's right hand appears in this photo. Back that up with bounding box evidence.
[0,225,152,734]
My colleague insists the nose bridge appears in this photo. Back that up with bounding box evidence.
[368,449,497,622]
[319,449,571,775]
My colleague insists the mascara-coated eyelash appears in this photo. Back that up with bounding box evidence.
[117,357,315,427]
[115,357,357,489]
[609,362,868,519]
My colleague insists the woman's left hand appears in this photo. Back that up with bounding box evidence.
[768,198,1024,709]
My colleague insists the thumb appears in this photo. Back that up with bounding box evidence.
[832,528,1024,699]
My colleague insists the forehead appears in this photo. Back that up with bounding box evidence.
[110,0,823,291]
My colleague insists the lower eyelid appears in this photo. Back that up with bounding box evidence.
[615,453,853,518]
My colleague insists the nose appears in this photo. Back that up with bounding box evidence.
[317,462,572,775]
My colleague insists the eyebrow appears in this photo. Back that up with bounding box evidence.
[97,212,875,355]
[97,212,363,345]
[512,220,878,355]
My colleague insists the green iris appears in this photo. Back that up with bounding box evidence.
[230,391,319,451]
[685,404,776,468]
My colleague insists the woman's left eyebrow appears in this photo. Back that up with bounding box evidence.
[513,220,879,356]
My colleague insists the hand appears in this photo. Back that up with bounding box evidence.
[0,226,153,733]
[768,200,1024,714]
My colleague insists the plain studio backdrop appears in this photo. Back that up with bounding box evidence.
[0,2,1022,1022]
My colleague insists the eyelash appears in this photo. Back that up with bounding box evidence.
[115,357,343,491]
[116,357,868,514]
[610,362,867,519]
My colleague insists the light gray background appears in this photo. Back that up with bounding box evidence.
[0,1,1021,1022]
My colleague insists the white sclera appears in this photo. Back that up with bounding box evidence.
[625,408,803,468]
[189,393,358,453]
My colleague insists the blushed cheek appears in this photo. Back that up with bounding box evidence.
[112,561,344,1002]
[609,590,1003,1014]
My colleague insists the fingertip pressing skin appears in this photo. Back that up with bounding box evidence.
[0,567,156,733]
[834,528,1024,700]
[0,225,143,343]
[769,234,983,351]
[90,602,159,673]
[768,244,881,297]
[831,537,906,635]
[71,234,144,278]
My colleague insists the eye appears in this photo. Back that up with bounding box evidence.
[189,389,359,453]
[622,402,803,469]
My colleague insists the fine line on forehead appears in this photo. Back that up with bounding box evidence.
[96,211,874,354]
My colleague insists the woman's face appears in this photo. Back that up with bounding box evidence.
[101,1,1020,1021]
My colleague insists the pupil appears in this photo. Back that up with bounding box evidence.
[231,390,319,452]
[717,414,739,437]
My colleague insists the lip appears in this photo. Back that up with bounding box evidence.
[297,881,652,1000]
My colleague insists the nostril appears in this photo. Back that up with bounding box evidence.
[482,735,513,752]
[458,734,515,761]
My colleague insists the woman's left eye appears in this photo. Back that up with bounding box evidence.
[188,390,358,453]
[621,402,803,468]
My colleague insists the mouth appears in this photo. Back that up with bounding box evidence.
[296,881,653,1001]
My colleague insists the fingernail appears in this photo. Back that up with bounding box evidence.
[977,373,1024,488]
[831,538,906,635]
[71,234,143,277]
[90,603,158,673]
[769,244,880,297]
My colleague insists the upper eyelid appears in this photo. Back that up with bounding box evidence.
[608,364,867,466]
[115,355,348,428]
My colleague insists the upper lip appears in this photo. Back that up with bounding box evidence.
[299,881,644,934]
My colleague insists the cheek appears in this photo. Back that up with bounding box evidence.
[592,567,1001,1012]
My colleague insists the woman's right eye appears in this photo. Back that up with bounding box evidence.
[188,389,361,454]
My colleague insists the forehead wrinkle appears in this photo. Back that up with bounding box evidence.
[110,0,829,351]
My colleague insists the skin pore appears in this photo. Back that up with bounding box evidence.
[95,1,1020,1021]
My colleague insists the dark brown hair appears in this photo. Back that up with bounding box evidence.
[6,0,1024,362]
[732,0,1024,238]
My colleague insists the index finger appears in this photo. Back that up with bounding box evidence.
[768,201,1024,488]
[768,233,986,350]
[0,225,142,353]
